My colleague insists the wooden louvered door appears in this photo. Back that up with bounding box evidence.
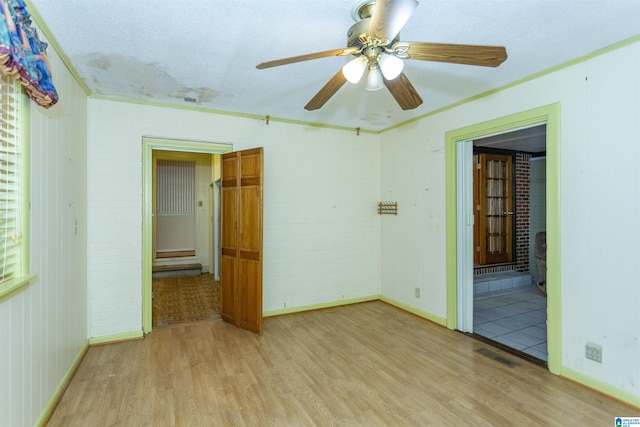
[474,153,514,266]
[220,147,263,334]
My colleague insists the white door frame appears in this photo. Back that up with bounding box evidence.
[456,139,474,333]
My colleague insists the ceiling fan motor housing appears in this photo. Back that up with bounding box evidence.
[347,19,371,48]
[347,18,399,50]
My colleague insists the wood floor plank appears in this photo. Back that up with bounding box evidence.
[47,301,634,426]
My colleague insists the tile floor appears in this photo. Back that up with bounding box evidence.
[473,285,548,361]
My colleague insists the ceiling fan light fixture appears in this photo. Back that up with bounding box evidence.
[378,52,404,80]
[365,64,384,91]
[342,56,368,84]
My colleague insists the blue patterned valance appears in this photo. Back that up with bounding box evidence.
[0,0,58,108]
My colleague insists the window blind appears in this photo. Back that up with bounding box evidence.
[157,160,195,215]
[0,75,22,283]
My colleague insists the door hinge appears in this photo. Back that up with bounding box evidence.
[476,163,481,170]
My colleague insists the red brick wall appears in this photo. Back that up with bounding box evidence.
[515,153,531,272]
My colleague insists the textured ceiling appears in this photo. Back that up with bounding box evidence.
[29,0,640,131]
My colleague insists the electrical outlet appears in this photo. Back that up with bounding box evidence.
[415,287,420,298]
[585,342,602,363]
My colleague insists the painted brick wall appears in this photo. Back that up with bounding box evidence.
[87,100,381,338]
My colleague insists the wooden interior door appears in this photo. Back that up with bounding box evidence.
[473,153,514,265]
[220,147,263,334]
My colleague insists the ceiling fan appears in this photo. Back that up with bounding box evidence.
[256,0,507,111]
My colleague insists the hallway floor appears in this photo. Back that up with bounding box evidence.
[152,273,220,328]
[473,285,548,362]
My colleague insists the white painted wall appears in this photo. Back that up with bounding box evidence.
[86,101,381,338]
[379,120,448,319]
[380,41,640,399]
[195,156,213,271]
[156,215,196,251]
[0,34,88,425]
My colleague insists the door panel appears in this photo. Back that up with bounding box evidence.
[474,153,514,266]
[237,259,261,331]
[220,254,235,322]
[220,154,238,324]
[241,188,261,249]
[220,147,263,334]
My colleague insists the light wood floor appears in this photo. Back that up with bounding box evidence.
[48,301,632,426]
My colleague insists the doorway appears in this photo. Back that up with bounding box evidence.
[150,149,222,328]
[152,151,215,271]
[444,103,562,374]
[471,126,548,362]
[142,138,232,333]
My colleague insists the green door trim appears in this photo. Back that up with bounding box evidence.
[444,103,561,374]
[142,137,233,334]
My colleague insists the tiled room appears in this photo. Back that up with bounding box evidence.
[473,275,548,362]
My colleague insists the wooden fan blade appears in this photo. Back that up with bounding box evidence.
[256,47,359,69]
[398,42,507,67]
[368,0,419,43]
[384,72,423,110]
[304,70,348,111]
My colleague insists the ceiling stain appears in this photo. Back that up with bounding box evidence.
[362,112,389,126]
[81,53,219,104]
[88,56,110,71]
[177,86,218,104]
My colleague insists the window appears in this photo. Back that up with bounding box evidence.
[0,74,32,298]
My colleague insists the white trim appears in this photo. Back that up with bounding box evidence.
[456,140,474,333]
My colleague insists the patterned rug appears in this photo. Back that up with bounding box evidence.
[152,273,221,328]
